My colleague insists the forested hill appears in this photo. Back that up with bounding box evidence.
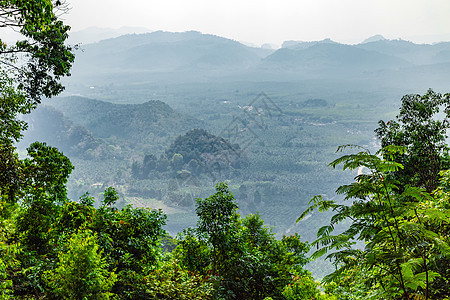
[165,128,240,163]
[19,105,100,158]
[19,96,204,162]
[44,96,202,142]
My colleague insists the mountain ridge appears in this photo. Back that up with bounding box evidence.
[65,30,450,91]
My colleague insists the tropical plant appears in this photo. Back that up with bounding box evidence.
[298,145,450,299]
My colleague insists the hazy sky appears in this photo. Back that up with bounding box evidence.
[65,0,450,46]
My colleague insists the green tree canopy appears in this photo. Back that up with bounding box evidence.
[375,89,450,192]
[176,183,315,299]
[0,0,74,204]
[0,0,75,106]
[44,229,117,300]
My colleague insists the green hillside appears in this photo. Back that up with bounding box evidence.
[45,96,202,146]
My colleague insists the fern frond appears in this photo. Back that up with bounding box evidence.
[402,186,433,202]
[297,195,338,222]
[317,224,334,238]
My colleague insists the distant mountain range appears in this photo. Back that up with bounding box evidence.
[68,26,151,45]
[71,31,272,76]
[66,30,450,89]
[356,39,450,65]
[259,42,410,74]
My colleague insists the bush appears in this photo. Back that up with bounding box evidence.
[44,229,117,300]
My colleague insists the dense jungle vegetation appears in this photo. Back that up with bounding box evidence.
[1,1,450,299]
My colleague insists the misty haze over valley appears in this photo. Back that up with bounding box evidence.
[5,1,450,297]
[20,29,450,243]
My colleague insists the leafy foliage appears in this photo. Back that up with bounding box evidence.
[175,183,320,299]
[0,0,74,204]
[0,208,20,299]
[0,0,75,106]
[282,271,335,300]
[16,143,73,254]
[44,229,117,300]
[195,182,239,273]
[299,147,450,298]
[87,192,167,299]
[144,257,215,299]
[375,89,450,192]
